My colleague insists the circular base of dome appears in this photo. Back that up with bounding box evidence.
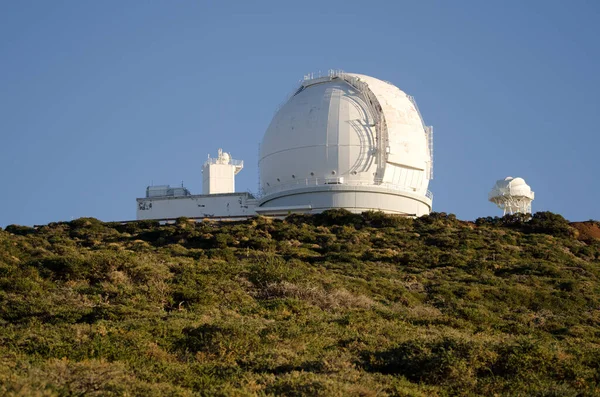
[258,185,432,217]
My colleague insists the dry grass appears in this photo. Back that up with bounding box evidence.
[258,281,376,310]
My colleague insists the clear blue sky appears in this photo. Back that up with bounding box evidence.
[1,0,598,226]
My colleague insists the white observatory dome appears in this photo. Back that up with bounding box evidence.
[489,176,535,215]
[258,71,434,216]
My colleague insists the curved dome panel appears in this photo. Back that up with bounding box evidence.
[259,72,433,215]
[489,177,534,200]
[260,79,377,193]
[348,74,428,174]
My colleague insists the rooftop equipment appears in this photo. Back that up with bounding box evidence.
[146,185,191,198]
[202,148,243,194]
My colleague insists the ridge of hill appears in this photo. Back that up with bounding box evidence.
[0,210,599,396]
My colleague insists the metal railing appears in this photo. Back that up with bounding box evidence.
[203,158,243,167]
[426,126,434,180]
[407,95,434,180]
[338,72,389,180]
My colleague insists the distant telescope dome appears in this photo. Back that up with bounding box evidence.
[489,176,535,215]
[258,71,434,216]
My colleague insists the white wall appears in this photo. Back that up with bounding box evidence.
[202,163,235,194]
[137,193,256,220]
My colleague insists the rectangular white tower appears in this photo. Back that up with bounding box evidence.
[202,149,243,194]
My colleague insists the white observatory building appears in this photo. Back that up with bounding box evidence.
[489,177,535,215]
[136,71,434,220]
[258,71,433,216]
[137,149,256,220]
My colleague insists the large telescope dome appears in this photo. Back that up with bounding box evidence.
[258,71,433,216]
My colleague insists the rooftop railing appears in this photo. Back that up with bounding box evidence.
[203,158,244,167]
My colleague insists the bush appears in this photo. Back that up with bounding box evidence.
[313,209,364,228]
[362,336,493,386]
[526,212,573,237]
[179,321,261,357]
[32,255,87,280]
[362,210,412,228]
[248,254,299,286]
[5,224,36,236]
[69,217,105,230]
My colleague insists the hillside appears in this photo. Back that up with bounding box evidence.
[1,211,599,396]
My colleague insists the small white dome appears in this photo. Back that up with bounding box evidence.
[489,176,534,215]
[490,177,533,196]
[509,177,526,186]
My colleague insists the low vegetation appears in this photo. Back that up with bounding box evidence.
[0,210,599,396]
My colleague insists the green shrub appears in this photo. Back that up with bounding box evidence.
[362,336,493,386]
[526,211,573,237]
[248,254,299,286]
[32,255,87,281]
[362,210,412,228]
[313,209,364,227]
[5,224,36,236]
[179,321,261,357]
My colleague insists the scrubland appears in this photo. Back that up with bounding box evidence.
[1,210,599,396]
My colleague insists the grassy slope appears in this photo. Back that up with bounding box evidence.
[0,211,599,396]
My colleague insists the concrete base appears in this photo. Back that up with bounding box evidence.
[258,185,431,217]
